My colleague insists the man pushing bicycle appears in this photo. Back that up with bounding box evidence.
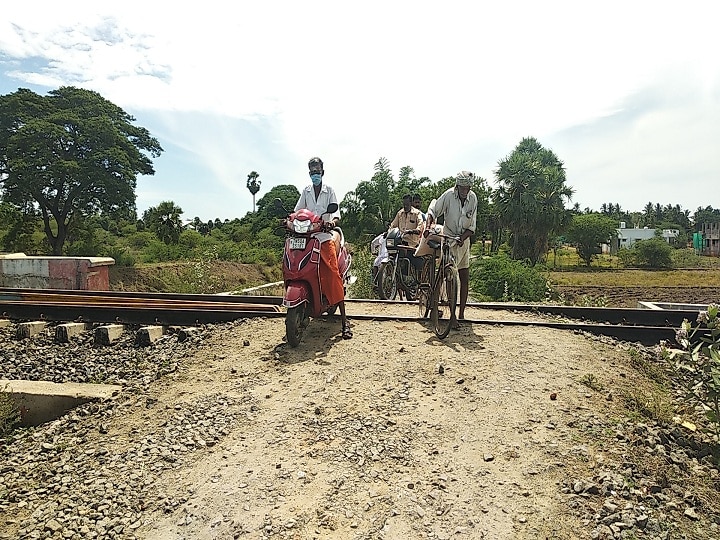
[423,171,478,321]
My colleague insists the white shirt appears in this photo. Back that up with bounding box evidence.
[429,187,477,237]
[295,182,341,220]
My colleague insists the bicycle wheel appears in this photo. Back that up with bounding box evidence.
[378,261,397,300]
[403,267,419,301]
[417,257,434,318]
[433,263,459,339]
[417,285,431,318]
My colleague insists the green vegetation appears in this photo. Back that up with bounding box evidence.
[494,137,573,265]
[579,373,604,391]
[564,213,618,267]
[662,304,720,442]
[469,252,548,302]
[618,237,673,268]
[0,86,162,255]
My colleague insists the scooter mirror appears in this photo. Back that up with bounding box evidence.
[326,202,339,214]
[273,198,289,216]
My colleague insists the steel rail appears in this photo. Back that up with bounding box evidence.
[0,289,707,327]
[0,289,700,345]
[0,301,282,326]
[342,298,703,328]
[0,296,281,311]
[0,287,281,305]
[336,313,677,346]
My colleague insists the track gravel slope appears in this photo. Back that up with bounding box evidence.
[2,305,718,540]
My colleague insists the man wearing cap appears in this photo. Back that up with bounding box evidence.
[423,171,478,321]
[294,157,352,339]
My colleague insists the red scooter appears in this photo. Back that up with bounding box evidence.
[275,199,353,347]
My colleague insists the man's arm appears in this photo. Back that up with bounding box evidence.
[458,192,478,244]
[389,210,400,230]
[294,189,307,212]
[416,209,425,232]
[327,186,341,224]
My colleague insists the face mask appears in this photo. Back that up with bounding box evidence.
[310,173,322,186]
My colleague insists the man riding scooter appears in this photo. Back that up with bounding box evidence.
[294,157,352,340]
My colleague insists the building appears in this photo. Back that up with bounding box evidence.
[698,222,720,256]
[611,223,679,254]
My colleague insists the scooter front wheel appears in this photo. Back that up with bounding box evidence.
[286,305,308,347]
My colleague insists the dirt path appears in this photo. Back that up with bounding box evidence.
[120,307,657,540]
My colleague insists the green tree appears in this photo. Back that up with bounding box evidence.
[0,86,162,255]
[0,201,43,253]
[143,201,184,245]
[340,157,398,241]
[565,213,618,266]
[494,137,574,265]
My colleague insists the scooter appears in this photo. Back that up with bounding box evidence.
[275,199,353,347]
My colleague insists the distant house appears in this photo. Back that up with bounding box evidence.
[698,222,720,256]
[609,223,679,254]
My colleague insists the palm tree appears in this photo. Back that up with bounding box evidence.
[494,137,574,264]
[247,171,261,213]
[142,201,184,245]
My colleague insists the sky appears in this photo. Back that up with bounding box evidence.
[1,1,718,222]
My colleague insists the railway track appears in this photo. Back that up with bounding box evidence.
[0,288,708,346]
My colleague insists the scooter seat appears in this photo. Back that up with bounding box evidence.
[427,240,441,250]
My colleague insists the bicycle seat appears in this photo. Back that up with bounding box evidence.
[427,240,441,250]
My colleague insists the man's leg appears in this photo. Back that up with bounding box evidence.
[458,268,469,319]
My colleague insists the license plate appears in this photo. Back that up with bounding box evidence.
[289,237,307,250]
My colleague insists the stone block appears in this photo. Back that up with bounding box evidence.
[135,325,166,346]
[16,321,47,339]
[55,322,92,343]
[178,327,201,342]
[94,324,125,346]
[0,379,121,427]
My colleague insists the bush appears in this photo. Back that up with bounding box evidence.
[469,253,548,302]
[633,238,673,268]
[661,304,720,443]
[105,246,136,267]
[348,247,375,299]
[618,238,673,268]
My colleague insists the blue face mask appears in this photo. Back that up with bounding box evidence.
[310,173,322,186]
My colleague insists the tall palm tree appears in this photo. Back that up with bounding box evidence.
[247,171,261,213]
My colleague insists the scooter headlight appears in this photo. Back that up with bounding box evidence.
[292,218,312,233]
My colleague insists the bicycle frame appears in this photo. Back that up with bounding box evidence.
[378,233,422,301]
[417,233,460,338]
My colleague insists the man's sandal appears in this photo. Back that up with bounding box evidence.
[342,324,353,340]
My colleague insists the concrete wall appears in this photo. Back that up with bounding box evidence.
[0,253,115,290]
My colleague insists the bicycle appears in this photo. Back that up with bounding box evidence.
[416,231,460,339]
[377,228,423,301]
